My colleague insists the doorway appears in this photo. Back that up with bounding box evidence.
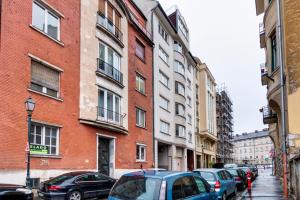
[98,137,110,176]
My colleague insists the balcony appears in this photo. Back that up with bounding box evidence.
[199,131,218,142]
[260,63,269,86]
[259,23,266,48]
[97,106,125,127]
[261,106,278,124]
[97,12,123,47]
[96,59,123,87]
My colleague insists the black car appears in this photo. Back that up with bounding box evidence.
[38,171,116,200]
[225,168,247,191]
[0,184,33,200]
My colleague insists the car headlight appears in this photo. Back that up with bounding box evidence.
[16,188,32,194]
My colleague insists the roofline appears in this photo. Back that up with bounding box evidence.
[128,0,147,20]
[156,2,177,33]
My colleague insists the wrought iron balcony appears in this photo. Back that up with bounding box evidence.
[97,12,123,44]
[259,23,266,48]
[97,106,124,127]
[261,106,278,124]
[97,58,123,85]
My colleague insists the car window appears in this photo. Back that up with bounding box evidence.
[76,174,95,182]
[172,176,199,200]
[217,171,226,180]
[224,171,233,180]
[194,177,207,193]
[94,173,109,181]
[227,169,238,176]
[110,176,161,200]
[172,178,183,200]
[199,172,216,181]
[48,174,73,185]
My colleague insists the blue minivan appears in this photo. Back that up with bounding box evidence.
[193,169,237,200]
[108,170,218,200]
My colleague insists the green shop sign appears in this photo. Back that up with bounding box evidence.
[30,144,48,155]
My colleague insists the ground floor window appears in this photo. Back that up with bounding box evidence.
[136,144,146,162]
[30,122,59,155]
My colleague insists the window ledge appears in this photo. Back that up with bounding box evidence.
[31,154,62,159]
[135,89,147,97]
[176,136,186,140]
[135,54,146,63]
[136,124,147,130]
[159,106,170,113]
[160,132,171,136]
[159,81,170,90]
[28,88,63,102]
[159,57,170,67]
[29,24,64,47]
[136,160,147,163]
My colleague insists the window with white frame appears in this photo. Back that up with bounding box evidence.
[174,41,183,54]
[175,81,185,96]
[136,108,146,128]
[187,96,192,106]
[187,114,192,124]
[159,47,169,64]
[30,60,60,98]
[98,88,121,124]
[136,74,145,94]
[32,1,60,40]
[175,124,185,138]
[159,70,169,88]
[30,123,59,155]
[159,24,168,43]
[136,144,146,161]
[178,17,188,40]
[174,61,185,76]
[188,132,192,143]
[175,103,185,117]
[159,96,169,111]
[160,120,170,134]
[136,40,145,61]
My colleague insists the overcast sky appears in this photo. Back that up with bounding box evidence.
[159,0,267,134]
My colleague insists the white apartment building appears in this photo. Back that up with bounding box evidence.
[134,1,197,171]
[232,130,274,165]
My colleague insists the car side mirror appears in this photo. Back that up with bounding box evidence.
[210,187,215,193]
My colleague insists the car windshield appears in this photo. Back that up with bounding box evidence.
[47,174,73,185]
[110,176,162,200]
[227,169,238,176]
[199,172,216,181]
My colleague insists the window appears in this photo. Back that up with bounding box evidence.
[136,108,146,128]
[159,24,168,43]
[176,124,186,138]
[136,74,145,94]
[30,60,60,98]
[194,177,207,193]
[175,103,185,117]
[159,96,169,111]
[187,96,192,106]
[30,123,59,155]
[159,47,169,64]
[270,32,277,71]
[174,61,185,75]
[175,82,185,96]
[98,88,121,125]
[136,40,145,61]
[99,43,122,83]
[159,71,169,87]
[172,176,198,200]
[160,121,170,134]
[188,132,192,143]
[187,114,192,124]
[187,78,191,88]
[32,1,60,40]
[174,41,183,54]
[178,17,189,40]
[136,144,146,161]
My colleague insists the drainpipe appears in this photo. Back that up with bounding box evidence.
[276,0,288,197]
[151,5,156,168]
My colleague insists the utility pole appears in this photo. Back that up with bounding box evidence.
[276,0,288,197]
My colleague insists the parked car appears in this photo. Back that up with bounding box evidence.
[0,183,33,200]
[224,164,238,168]
[108,170,218,200]
[193,169,237,200]
[239,167,255,181]
[225,168,247,191]
[249,166,258,177]
[38,171,116,200]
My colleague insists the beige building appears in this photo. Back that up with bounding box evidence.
[195,58,217,168]
[232,130,274,165]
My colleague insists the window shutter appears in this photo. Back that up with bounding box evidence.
[115,11,121,30]
[107,2,113,22]
[98,0,105,14]
[31,61,59,91]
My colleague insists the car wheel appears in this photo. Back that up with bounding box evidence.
[222,193,226,200]
[68,191,82,200]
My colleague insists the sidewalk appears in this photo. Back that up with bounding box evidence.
[239,169,285,200]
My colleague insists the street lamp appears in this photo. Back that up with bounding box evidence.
[25,97,35,187]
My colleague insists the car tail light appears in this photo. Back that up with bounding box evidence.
[159,180,166,200]
[235,176,242,181]
[215,180,221,189]
[47,185,62,191]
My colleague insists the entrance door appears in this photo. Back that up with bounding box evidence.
[98,138,110,176]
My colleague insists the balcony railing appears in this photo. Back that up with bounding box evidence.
[261,106,278,124]
[259,23,266,48]
[97,58,123,85]
[97,106,124,127]
[97,12,123,44]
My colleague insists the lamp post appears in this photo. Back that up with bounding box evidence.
[25,97,35,187]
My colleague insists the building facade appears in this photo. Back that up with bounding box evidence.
[255,0,300,198]
[232,130,273,165]
[216,86,234,164]
[195,59,218,168]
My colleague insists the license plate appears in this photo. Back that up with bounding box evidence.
[38,193,44,197]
